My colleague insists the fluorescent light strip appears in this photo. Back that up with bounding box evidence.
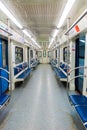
[25,39,41,49]
[53,29,59,38]
[48,30,59,48]
[31,37,36,43]
[22,30,31,38]
[35,42,41,48]
[23,30,41,48]
[48,0,75,48]
[57,0,75,28]
[50,38,54,47]
[0,1,41,48]
[25,40,35,48]
[0,1,23,29]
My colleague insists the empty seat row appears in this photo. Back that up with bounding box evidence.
[50,59,57,68]
[54,67,67,81]
[30,59,39,69]
[0,68,10,109]
[17,68,32,81]
[14,62,32,81]
[69,94,87,128]
[53,62,70,81]
[14,62,28,75]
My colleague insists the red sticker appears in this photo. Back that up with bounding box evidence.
[75,25,80,32]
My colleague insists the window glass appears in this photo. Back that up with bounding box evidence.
[30,50,33,59]
[38,51,42,57]
[2,40,7,68]
[48,51,52,57]
[15,46,23,64]
[43,50,46,57]
[55,50,57,58]
[63,46,70,63]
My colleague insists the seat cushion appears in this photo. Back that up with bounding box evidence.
[84,124,87,128]
[0,94,10,106]
[69,95,87,106]
[75,106,87,123]
[17,68,31,79]
[59,70,67,78]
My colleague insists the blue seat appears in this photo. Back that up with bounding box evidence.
[54,67,58,75]
[17,68,31,79]
[51,59,57,68]
[85,124,87,128]
[14,62,28,75]
[0,94,10,106]
[56,69,67,78]
[69,95,87,106]
[54,68,60,76]
[31,59,39,69]
[54,67,67,79]
[75,106,87,126]
[32,62,37,67]
[69,95,87,128]
[60,64,65,69]
[58,70,67,78]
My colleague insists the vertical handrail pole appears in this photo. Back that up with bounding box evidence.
[66,18,70,97]
[7,19,12,94]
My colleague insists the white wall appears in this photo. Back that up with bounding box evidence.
[69,40,75,90]
[11,40,28,90]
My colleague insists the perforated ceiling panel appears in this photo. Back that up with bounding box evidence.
[0,0,87,47]
[1,0,66,41]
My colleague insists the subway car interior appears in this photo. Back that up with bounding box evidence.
[0,0,87,130]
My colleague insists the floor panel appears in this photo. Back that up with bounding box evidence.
[0,64,85,130]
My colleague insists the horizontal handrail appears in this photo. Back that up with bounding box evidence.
[65,9,87,35]
[0,68,10,74]
[0,76,10,83]
[68,66,87,75]
[68,75,86,83]
[0,27,12,36]
[14,66,23,70]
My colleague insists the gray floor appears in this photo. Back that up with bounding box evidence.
[0,64,85,130]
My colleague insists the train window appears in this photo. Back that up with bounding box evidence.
[2,40,7,68]
[43,50,46,57]
[15,46,23,64]
[48,51,52,57]
[38,51,42,57]
[79,40,85,58]
[30,50,33,58]
[63,47,70,63]
[27,47,29,62]
[63,47,67,62]
[75,35,85,93]
[55,50,57,58]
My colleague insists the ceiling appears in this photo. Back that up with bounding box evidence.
[0,0,87,48]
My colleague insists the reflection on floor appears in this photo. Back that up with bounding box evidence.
[0,64,85,130]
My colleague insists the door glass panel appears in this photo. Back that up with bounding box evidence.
[75,35,85,93]
[2,40,7,68]
[30,50,33,59]
[38,51,42,57]
[15,46,23,64]
[1,39,9,93]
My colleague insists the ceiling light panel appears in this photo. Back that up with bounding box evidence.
[0,1,41,48]
[3,0,63,43]
[48,0,76,48]
[0,1,23,29]
[0,0,85,49]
